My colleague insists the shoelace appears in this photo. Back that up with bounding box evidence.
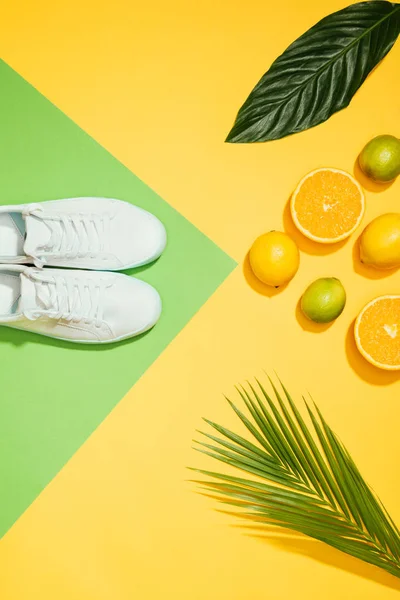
[24,205,110,267]
[23,271,111,328]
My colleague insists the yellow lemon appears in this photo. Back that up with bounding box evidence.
[249,231,299,287]
[359,213,400,270]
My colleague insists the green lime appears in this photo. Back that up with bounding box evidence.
[301,277,346,324]
[358,135,400,182]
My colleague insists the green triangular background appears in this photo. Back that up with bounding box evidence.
[0,60,236,538]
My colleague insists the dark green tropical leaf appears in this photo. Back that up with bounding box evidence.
[192,377,400,579]
[226,1,400,143]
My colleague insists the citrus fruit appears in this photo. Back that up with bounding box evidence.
[291,168,365,243]
[359,213,400,270]
[301,277,346,323]
[355,296,400,370]
[358,135,400,182]
[249,231,299,287]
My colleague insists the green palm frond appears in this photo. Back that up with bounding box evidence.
[191,377,400,579]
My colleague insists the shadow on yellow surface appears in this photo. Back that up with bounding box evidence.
[345,320,400,386]
[283,200,348,255]
[242,252,288,297]
[352,236,399,279]
[251,533,400,592]
[295,298,334,333]
[221,513,400,591]
[353,159,395,194]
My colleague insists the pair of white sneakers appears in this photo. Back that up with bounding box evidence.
[0,198,167,343]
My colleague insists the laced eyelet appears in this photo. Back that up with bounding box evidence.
[26,272,105,328]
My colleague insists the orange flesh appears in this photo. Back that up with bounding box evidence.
[293,170,363,239]
[357,298,400,367]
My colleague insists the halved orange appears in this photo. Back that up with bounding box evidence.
[291,168,365,243]
[355,295,400,370]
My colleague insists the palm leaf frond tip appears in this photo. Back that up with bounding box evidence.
[191,377,400,579]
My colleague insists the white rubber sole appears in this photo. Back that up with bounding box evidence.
[0,226,167,272]
[2,317,159,344]
[36,241,166,273]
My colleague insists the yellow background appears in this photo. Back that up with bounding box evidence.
[1,1,400,598]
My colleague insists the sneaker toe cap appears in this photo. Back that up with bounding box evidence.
[112,202,167,268]
[108,276,162,340]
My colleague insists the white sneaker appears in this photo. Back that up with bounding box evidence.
[0,265,162,343]
[0,198,167,270]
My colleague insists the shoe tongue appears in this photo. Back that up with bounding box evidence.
[19,272,41,313]
[24,215,52,256]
